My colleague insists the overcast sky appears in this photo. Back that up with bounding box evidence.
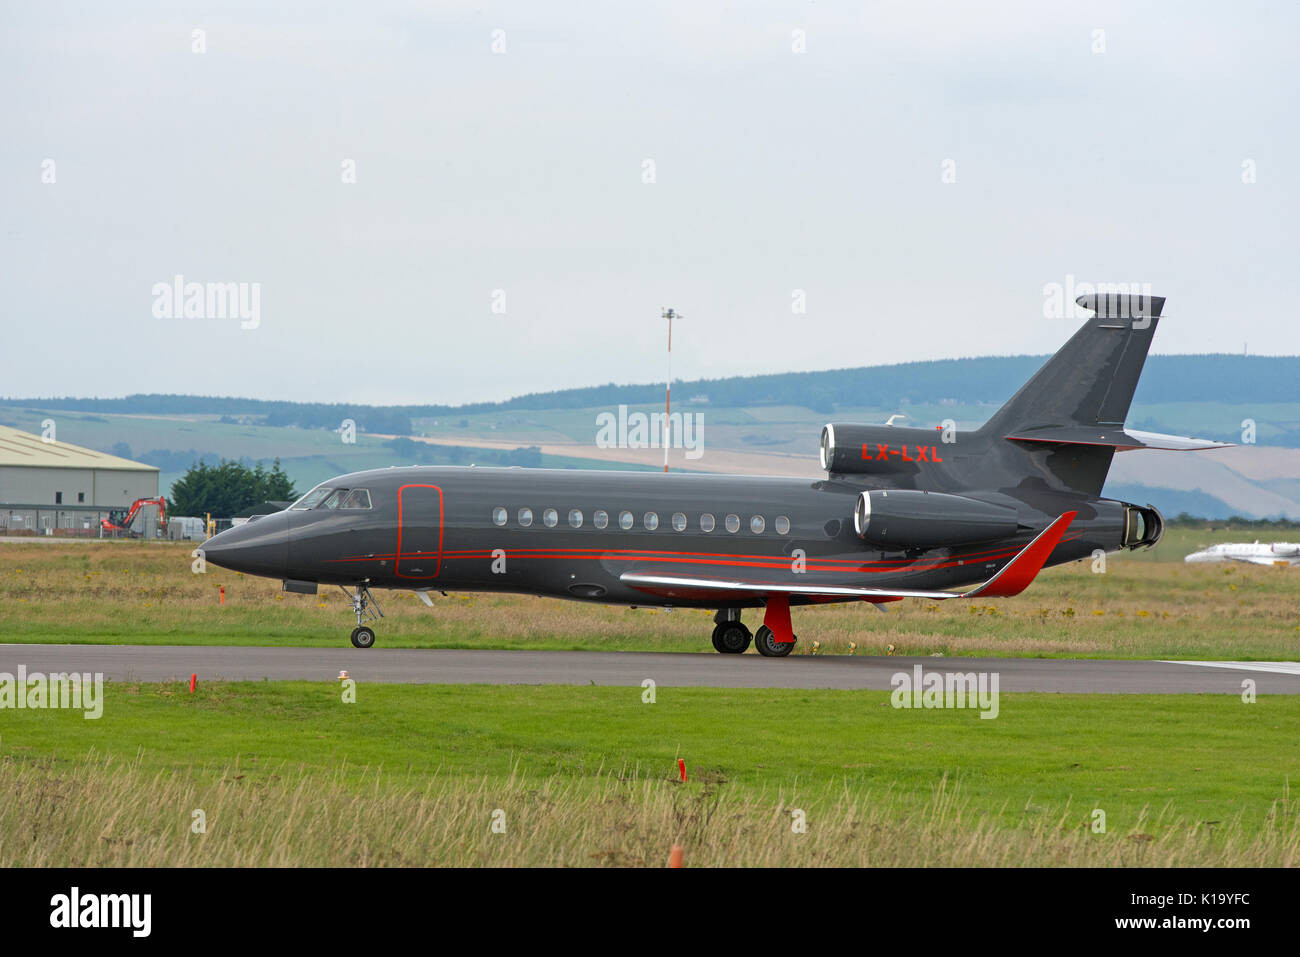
[2,1,1295,406]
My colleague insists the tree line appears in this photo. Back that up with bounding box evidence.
[168,460,297,518]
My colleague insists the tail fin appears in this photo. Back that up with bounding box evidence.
[981,292,1165,438]
[974,293,1164,498]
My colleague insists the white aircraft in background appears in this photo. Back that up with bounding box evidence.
[1184,542,1300,566]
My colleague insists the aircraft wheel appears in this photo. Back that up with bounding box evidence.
[711,622,752,654]
[350,626,376,649]
[753,625,795,657]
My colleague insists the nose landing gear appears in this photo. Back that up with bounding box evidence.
[340,584,384,648]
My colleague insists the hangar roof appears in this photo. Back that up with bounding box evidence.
[0,425,158,472]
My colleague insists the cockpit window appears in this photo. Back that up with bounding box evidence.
[290,485,333,510]
[290,484,372,511]
[341,488,372,509]
[320,488,350,509]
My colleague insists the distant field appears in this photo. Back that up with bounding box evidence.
[7,400,1300,520]
[0,405,651,494]
[2,682,1297,866]
[2,538,1296,659]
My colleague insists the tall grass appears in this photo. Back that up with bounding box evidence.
[3,754,1295,866]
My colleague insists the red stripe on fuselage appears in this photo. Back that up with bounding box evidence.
[326,537,1050,567]
[322,533,1085,580]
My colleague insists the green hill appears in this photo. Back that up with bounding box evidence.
[4,354,1298,520]
[7,353,1298,437]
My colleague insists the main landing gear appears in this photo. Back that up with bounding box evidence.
[711,615,752,654]
[712,608,790,655]
[340,584,384,648]
[753,625,796,658]
[711,608,798,657]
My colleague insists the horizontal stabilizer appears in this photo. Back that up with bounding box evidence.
[1074,292,1165,319]
[1006,426,1232,452]
[620,512,1076,602]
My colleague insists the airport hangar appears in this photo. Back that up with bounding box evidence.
[0,425,159,536]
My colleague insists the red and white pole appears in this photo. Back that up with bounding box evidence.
[662,308,679,473]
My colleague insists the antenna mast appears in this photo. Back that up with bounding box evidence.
[661,308,680,472]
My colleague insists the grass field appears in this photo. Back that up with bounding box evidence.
[2,682,1297,866]
[2,535,1296,658]
[2,538,1297,867]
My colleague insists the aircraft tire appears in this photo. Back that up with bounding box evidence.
[350,626,376,649]
[753,625,795,657]
[711,622,752,654]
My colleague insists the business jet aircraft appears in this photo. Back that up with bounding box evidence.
[202,292,1229,654]
[1185,542,1300,566]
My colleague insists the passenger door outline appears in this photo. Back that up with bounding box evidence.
[395,484,443,579]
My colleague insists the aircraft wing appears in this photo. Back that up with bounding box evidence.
[621,512,1076,602]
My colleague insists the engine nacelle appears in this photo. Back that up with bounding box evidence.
[820,423,952,475]
[853,489,1021,549]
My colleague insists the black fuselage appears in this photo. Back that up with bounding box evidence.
[203,463,1135,608]
[202,293,1191,633]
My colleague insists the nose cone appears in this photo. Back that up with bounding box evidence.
[203,512,290,578]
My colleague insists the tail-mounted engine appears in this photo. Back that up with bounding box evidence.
[853,488,1021,549]
[820,423,951,475]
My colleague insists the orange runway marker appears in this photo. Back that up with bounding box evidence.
[189,673,196,693]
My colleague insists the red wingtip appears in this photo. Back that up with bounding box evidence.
[966,511,1077,598]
